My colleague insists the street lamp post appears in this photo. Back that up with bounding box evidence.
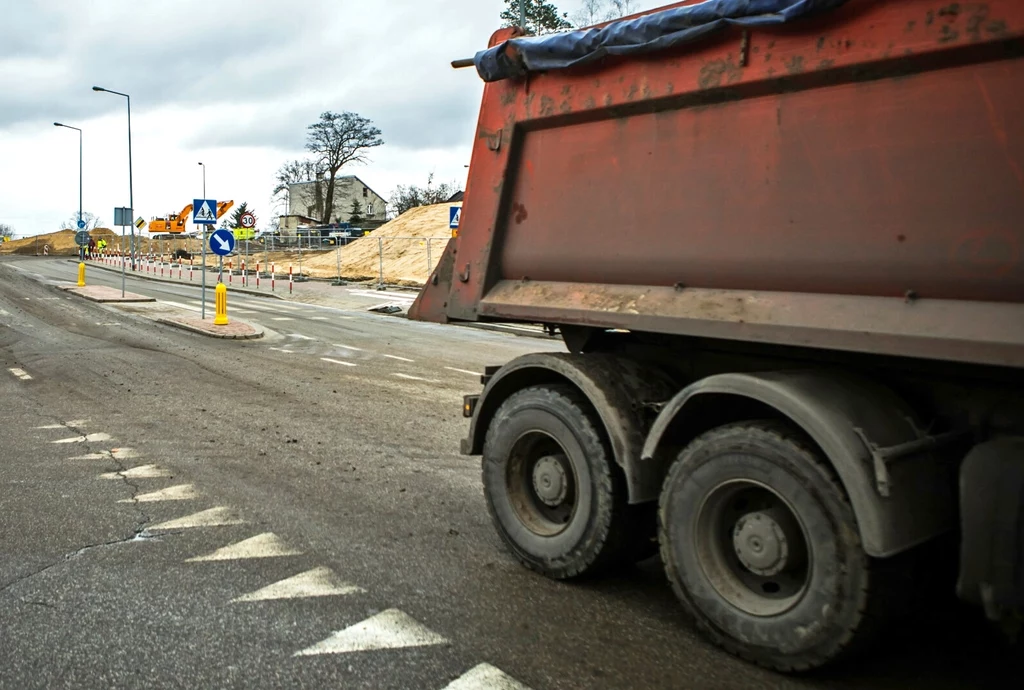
[198,161,208,319]
[92,86,132,296]
[53,122,83,260]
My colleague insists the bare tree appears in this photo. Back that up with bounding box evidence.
[0,222,14,239]
[59,212,104,230]
[305,111,384,224]
[610,0,639,17]
[572,0,638,26]
[389,173,463,218]
[573,0,614,26]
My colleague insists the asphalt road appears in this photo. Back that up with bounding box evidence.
[0,256,1018,689]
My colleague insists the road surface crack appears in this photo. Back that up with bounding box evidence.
[0,530,156,597]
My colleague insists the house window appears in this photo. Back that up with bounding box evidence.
[362,187,368,198]
[366,203,375,217]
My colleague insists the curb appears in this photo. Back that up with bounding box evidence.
[58,285,155,303]
[155,317,264,340]
[79,260,284,300]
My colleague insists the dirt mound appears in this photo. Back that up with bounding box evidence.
[302,203,458,285]
[0,228,120,256]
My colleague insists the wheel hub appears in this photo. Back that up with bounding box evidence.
[732,510,792,577]
[532,455,568,507]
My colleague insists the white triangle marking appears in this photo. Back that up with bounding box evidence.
[186,533,301,562]
[150,507,246,531]
[53,432,112,444]
[101,464,172,479]
[294,609,448,656]
[119,484,196,503]
[441,664,533,690]
[232,566,364,603]
[73,447,139,461]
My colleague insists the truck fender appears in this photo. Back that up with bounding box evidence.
[462,352,677,504]
[641,371,957,558]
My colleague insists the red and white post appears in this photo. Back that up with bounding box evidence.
[289,265,293,294]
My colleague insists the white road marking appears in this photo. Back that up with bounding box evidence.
[35,420,89,429]
[269,347,294,353]
[0,309,8,316]
[382,354,414,363]
[101,464,172,479]
[333,344,363,351]
[350,289,417,302]
[9,368,32,381]
[120,484,196,503]
[288,333,315,340]
[52,432,112,444]
[445,367,481,377]
[186,533,302,562]
[310,316,329,321]
[392,373,437,383]
[232,566,364,603]
[294,609,448,657]
[271,317,295,322]
[160,300,203,312]
[232,309,257,314]
[442,664,533,690]
[321,358,357,367]
[150,507,246,531]
[96,322,122,326]
[69,447,139,461]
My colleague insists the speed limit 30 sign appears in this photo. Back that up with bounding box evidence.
[240,212,256,229]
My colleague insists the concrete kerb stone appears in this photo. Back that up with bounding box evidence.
[156,316,264,340]
[59,284,155,303]
[76,259,284,301]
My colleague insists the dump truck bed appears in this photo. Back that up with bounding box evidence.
[411,0,1024,368]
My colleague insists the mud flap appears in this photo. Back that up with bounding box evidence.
[957,437,1024,624]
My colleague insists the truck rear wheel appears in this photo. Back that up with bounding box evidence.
[482,384,637,579]
[659,420,902,671]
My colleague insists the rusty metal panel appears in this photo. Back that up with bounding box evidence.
[478,280,1024,367]
[432,0,1024,366]
[500,57,1024,301]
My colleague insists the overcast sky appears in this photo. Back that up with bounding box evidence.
[0,0,663,238]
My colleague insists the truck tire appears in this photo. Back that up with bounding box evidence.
[658,420,905,672]
[482,384,638,579]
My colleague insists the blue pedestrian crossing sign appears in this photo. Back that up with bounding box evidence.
[193,199,218,225]
[449,206,461,229]
[209,228,236,256]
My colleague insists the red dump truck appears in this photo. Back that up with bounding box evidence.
[410,0,1024,671]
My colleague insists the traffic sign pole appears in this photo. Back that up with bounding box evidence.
[202,227,208,319]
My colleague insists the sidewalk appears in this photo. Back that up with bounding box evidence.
[81,257,420,311]
[78,258,552,340]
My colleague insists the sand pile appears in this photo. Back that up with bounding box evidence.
[302,203,458,285]
[0,228,120,256]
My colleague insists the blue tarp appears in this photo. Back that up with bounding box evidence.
[475,0,848,82]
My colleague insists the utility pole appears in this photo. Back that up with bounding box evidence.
[520,0,527,29]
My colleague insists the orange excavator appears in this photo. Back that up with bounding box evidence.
[148,200,235,233]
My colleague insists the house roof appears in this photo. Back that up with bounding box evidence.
[289,175,387,204]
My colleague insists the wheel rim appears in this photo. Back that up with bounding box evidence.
[506,431,578,537]
[694,479,811,616]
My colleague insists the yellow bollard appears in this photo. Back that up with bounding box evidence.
[77,262,86,287]
[213,282,229,325]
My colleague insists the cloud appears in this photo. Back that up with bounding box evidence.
[1,0,665,236]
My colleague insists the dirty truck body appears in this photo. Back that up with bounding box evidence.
[410,0,1024,671]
